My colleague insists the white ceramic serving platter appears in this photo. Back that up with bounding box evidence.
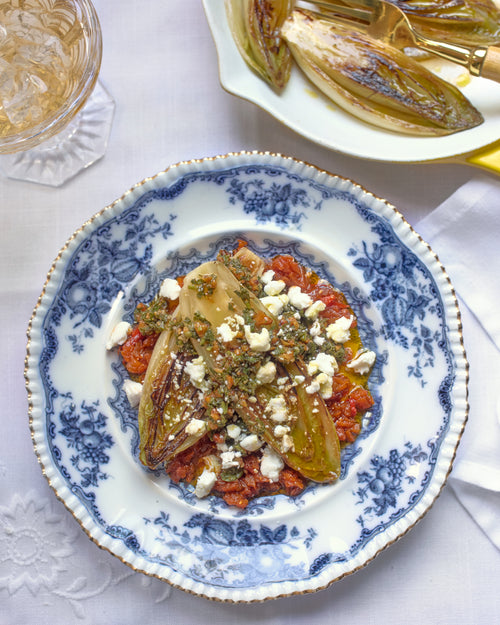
[203,0,500,165]
[26,152,468,602]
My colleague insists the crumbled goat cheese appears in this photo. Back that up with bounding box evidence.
[305,378,321,395]
[347,349,376,375]
[326,315,354,343]
[273,424,289,438]
[304,299,326,320]
[106,321,131,350]
[259,294,288,316]
[185,356,207,388]
[256,360,277,384]
[123,379,142,407]
[265,396,289,423]
[217,321,238,343]
[309,320,322,337]
[226,423,242,439]
[244,325,271,352]
[185,418,206,436]
[260,446,284,482]
[281,434,294,452]
[194,469,217,498]
[287,286,313,310]
[240,434,263,452]
[261,270,275,284]
[264,279,286,296]
[307,352,338,377]
[309,319,325,345]
[315,372,333,400]
[220,450,241,469]
[159,277,181,300]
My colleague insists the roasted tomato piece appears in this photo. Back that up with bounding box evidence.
[119,326,159,378]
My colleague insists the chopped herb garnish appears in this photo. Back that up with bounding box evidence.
[188,273,217,298]
[134,297,171,334]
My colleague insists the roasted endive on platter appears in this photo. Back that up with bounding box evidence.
[109,245,376,509]
[224,0,500,136]
[388,0,500,46]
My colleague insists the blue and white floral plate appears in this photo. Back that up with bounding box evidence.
[26,152,468,602]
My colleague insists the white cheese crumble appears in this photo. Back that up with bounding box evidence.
[194,469,217,498]
[106,321,131,350]
[244,325,271,352]
[260,446,284,482]
[226,423,242,439]
[256,361,277,384]
[220,450,241,469]
[282,434,294,452]
[273,424,289,438]
[259,294,288,316]
[304,299,326,320]
[185,356,207,389]
[159,277,181,300]
[185,418,206,437]
[347,349,376,375]
[263,279,286,296]
[123,379,142,407]
[305,378,321,395]
[265,396,289,423]
[240,434,263,452]
[326,315,354,343]
[309,320,322,337]
[307,352,338,377]
[261,269,275,284]
[315,372,333,400]
[217,321,238,343]
[287,286,313,310]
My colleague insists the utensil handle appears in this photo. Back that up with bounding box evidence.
[480,47,500,82]
[465,139,500,176]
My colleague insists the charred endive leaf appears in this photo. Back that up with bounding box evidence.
[177,260,341,482]
[138,324,211,469]
[388,0,500,46]
[281,9,484,136]
[250,361,342,482]
[225,0,293,89]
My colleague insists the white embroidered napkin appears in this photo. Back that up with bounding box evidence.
[416,177,500,549]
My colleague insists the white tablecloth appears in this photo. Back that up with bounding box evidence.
[1,2,499,623]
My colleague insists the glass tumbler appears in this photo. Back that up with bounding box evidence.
[0,0,114,186]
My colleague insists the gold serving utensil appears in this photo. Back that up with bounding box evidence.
[298,0,500,82]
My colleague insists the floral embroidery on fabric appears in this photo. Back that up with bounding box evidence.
[0,492,77,595]
[0,492,172,618]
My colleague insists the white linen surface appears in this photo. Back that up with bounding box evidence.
[416,178,500,549]
[1,1,499,624]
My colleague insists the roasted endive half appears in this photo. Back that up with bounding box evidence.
[387,0,500,46]
[177,260,341,482]
[281,9,484,136]
[225,0,293,89]
[138,322,213,469]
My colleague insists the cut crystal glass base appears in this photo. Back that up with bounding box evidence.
[0,81,115,186]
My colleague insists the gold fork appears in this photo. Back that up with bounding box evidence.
[297,0,500,82]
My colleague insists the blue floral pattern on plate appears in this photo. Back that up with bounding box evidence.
[26,152,468,602]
